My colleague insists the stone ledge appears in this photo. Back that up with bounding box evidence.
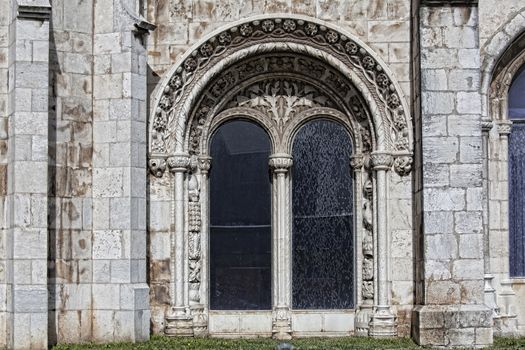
[421,0,478,6]
[413,305,493,348]
[17,0,51,20]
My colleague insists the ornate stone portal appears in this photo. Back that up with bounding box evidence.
[147,16,413,338]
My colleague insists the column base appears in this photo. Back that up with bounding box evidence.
[355,305,373,336]
[484,274,499,317]
[493,314,518,337]
[165,308,193,337]
[272,307,292,340]
[369,306,397,338]
[191,304,208,337]
[412,305,493,348]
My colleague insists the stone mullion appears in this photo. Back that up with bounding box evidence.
[369,152,397,337]
[269,153,293,340]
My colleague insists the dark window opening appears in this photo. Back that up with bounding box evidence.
[292,119,354,309]
[209,119,272,310]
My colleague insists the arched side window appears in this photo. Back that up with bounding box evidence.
[508,66,525,277]
[292,119,354,309]
[209,119,272,310]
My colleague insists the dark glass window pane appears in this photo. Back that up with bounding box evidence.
[509,65,525,119]
[292,119,354,309]
[509,123,525,277]
[209,119,272,310]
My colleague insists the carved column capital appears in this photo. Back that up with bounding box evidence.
[198,156,212,174]
[350,154,365,170]
[370,152,393,171]
[496,120,512,136]
[168,153,191,173]
[481,118,494,133]
[269,154,293,174]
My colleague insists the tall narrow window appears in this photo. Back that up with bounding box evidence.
[292,119,354,309]
[508,65,525,277]
[209,120,272,310]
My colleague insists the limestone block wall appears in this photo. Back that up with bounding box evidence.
[48,0,95,343]
[414,3,492,348]
[144,0,413,100]
[0,0,10,347]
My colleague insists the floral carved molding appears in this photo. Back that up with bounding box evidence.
[148,16,413,176]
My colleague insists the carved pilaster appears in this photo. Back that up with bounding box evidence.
[356,175,375,336]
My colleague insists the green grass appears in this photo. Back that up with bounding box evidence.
[51,335,525,350]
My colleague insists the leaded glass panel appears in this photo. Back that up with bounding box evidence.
[292,119,354,309]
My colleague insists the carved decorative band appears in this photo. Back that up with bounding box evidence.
[370,152,393,171]
[168,154,191,173]
[269,154,293,173]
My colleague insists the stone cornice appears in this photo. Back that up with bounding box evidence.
[17,0,51,20]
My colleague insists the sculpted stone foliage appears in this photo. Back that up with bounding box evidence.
[186,54,373,158]
[148,16,413,177]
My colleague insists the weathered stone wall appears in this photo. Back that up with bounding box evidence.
[414,3,492,348]
[48,0,95,343]
[144,0,413,99]
[0,0,11,347]
[479,0,525,49]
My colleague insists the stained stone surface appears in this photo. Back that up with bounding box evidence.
[292,119,354,310]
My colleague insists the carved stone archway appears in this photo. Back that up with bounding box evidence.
[147,15,413,339]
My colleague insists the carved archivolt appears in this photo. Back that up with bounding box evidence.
[148,15,413,176]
